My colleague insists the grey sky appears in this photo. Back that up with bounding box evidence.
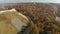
[0,0,60,3]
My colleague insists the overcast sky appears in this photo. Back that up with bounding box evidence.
[0,0,60,3]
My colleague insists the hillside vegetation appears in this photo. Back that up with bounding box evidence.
[0,3,60,34]
[15,3,60,34]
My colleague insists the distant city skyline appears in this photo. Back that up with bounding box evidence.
[0,0,60,3]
